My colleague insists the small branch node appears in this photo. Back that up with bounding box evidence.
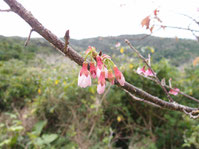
[24,29,35,47]
[124,89,163,109]
[0,9,12,12]
[183,109,199,119]
[64,29,70,54]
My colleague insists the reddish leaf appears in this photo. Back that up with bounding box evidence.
[150,25,154,33]
[141,16,150,29]
[154,9,159,16]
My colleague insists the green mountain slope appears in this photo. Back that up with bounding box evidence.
[0,34,199,66]
[70,34,199,66]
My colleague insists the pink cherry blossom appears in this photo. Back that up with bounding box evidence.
[145,68,155,77]
[97,83,105,94]
[105,67,108,78]
[115,42,121,48]
[96,55,108,78]
[96,56,103,78]
[97,67,101,78]
[113,66,125,86]
[169,88,180,96]
[137,66,146,75]
[78,62,91,88]
[96,56,103,69]
[97,67,108,78]
[97,70,106,94]
[89,62,96,78]
[108,70,114,85]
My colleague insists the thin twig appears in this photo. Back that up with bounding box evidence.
[191,30,199,42]
[88,121,96,138]
[0,9,11,12]
[155,24,199,33]
[177,13,199,26]
[64,30,70,53]
[179,91,199,103]
[124,89,163,109]
[183,109,199,119]
[88,84,111,138]
[133,70,199,103]
[100,84,111,105]
[24,29,34,46]
[125,39,174,102]
[108,128,114,148]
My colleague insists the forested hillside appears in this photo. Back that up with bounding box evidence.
[70,34,199,66]
[1,34,199,66]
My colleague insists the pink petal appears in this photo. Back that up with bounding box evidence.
[85,75,92,86]
[91,72,96,79]
[137,66,145,75]
[78,74,91,88]
[97,67,108,78]
[137,67,142,74]
[97,84,105,94]
[169,88,180,96]
[115,42,121,48]
[118,74,125,86]
[108,70,115,85]
[113,66,125,86]
[97,67,101,78]
[90,62,96,79]
[96,56,103,69]
[104,67,108,78]
[145,69,155,77]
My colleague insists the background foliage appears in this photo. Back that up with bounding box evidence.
[0,35,199,149]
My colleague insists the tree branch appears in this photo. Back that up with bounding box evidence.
[24,29,34,47]
[3,0,199,117]
[133,70,199,104]
[177,13,199,27]
[156,25,199,33]
[124,89,163,109]
[125,39,174,102]
[0,9,12,12]
[64,30,70,53]
[4,0,84,66]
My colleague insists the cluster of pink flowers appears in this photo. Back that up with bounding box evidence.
[136,66,155,77]
[169,88,180,96]
[78,46,125,94]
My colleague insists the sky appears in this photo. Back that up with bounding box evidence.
[0,0,199,40]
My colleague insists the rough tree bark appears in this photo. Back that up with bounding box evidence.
[3,0,199,117]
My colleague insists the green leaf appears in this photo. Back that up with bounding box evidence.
[34,137,44,146]
[8,126,24,132]
[0,139,11,147]
[42,134,58,144]
[33,120,47,136]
